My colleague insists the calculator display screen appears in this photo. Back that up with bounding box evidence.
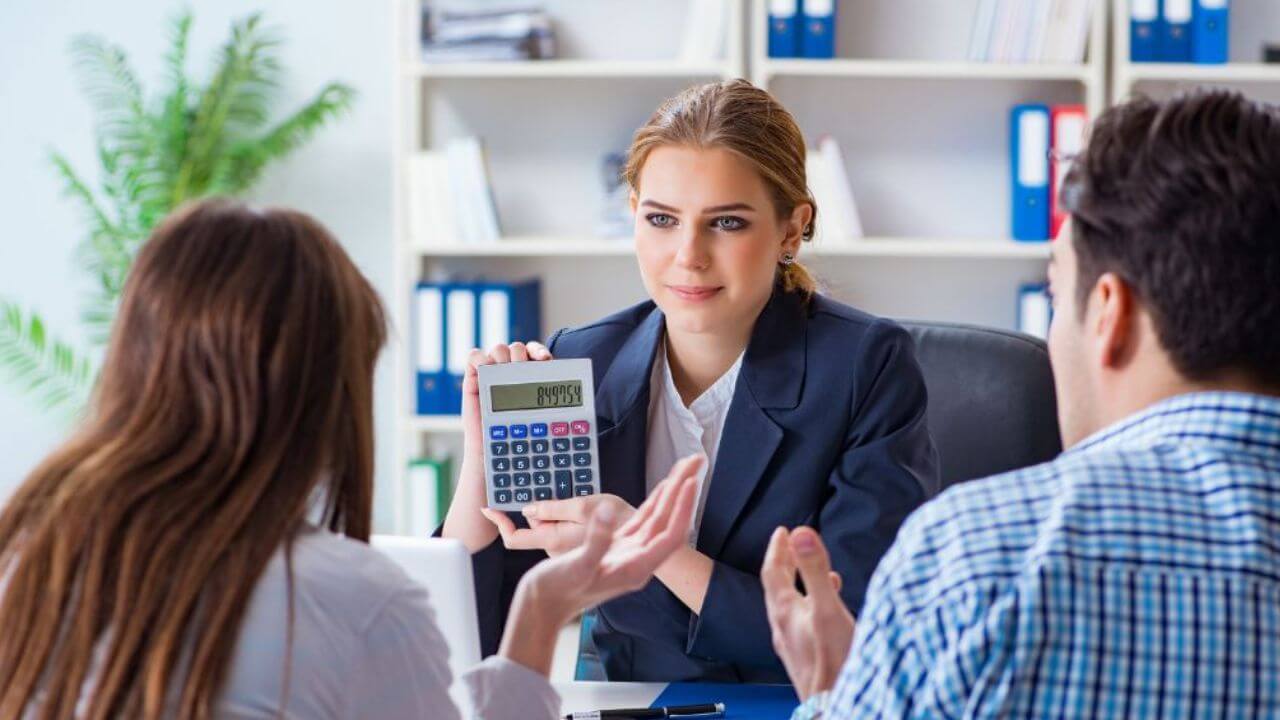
[490,380,584,411]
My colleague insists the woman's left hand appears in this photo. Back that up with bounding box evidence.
[480,493,638,557]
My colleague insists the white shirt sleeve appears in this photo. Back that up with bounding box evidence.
[353,581,560,720]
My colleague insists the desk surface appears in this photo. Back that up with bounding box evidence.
[555,681,800,720]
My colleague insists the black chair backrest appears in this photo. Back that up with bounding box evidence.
[901,321,1062,491]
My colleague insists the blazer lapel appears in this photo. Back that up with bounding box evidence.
[595,306,664,508]
[696,289,807,558]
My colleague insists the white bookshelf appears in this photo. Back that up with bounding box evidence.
[388,0,1101,532]
[1112,0,1280,103]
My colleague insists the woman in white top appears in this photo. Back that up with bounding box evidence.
[0,199,700,719]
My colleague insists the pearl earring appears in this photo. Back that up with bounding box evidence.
[780,253,795,266]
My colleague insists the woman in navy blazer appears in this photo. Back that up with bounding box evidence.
[442,80,939,683]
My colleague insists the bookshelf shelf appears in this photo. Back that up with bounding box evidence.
[408,59,733,80]
[762,59,1092,82]
[411,415,465,433]
[1125,63,1280,84]
[410,236,1052,260]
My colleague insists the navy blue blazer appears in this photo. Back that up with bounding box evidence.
[469,288,939,682]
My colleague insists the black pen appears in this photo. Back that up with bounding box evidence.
[564,702,725,719]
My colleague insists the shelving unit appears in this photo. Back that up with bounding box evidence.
[388,0,1104,532]
[1112,0,1280,103]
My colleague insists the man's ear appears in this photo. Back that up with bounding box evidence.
[1092,272,1140,370]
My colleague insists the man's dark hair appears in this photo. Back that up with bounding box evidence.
[1062,89,1280,384]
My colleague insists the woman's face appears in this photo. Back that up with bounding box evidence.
[631,145,804,339]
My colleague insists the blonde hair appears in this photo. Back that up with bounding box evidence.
[624,79,818,296]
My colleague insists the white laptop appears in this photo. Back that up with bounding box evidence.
[370,536,482,683]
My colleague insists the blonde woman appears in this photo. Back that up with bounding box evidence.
[444,80,939,682]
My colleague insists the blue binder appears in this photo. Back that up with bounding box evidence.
[1161,0,1193,62]
[476,278,542,352]
[414,282,449,415]
[1192,0,1229,64]
[1011,104,1051,243]
[800,0,835,59]
[1017,283,1053,339]
[441,283,477,415]
[767,0,801,59]
[1130,0,1162,62]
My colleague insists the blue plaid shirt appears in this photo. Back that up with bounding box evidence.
[822,392,1280,719]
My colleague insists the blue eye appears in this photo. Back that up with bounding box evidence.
[645,213,677,228]
[712,216,748,232]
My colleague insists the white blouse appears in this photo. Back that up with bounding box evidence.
[644,336,744,542]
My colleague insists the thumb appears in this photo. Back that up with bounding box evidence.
[789,527,838,603]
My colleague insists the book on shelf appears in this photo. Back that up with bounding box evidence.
[805,135,864,244]
[1017,283,1053,339]
[408,137,502,247]
[421,4,555,63]
[404,456,453,535]
[971,0,1094,63]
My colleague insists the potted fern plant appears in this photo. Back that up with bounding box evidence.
[0,10,356,416]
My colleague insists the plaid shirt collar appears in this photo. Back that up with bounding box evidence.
[1067,390,1280,457]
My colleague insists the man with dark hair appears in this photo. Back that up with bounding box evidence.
[766,89,1280,719]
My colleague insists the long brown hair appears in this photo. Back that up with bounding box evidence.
[0,199,386,719]
[624,79,819,296]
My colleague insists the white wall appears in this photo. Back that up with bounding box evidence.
[0,0,401,529]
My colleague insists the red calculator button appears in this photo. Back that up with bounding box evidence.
[571,420,591,435]
[550,422,570,437]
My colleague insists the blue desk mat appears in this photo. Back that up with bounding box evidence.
[651,683,799,719]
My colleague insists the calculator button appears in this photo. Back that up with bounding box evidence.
[572,437,591,451]
[512,457,531,471]
[554,474,573,499]
[552,438,571,453]
[490,442,509,456]
[535,488,552,501]
[511,440,529,455]
[570,420,591,435]
[489,426,508,440]
[574,469,593,484]
[514,489,533,504]
[533,471,551,486]
[550,422,570,437]
[491,458,510,472]
[575,486,595,497]
[510,425,528,439]
[494,490,512,504]
[532,455,550,470]
[531,439,549,454]
[514,473,531,487]
[573,453,592,467]
[493,473,511,488]
[553,454,572,469]
[530,423,548,438]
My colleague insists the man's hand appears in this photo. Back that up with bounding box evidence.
[761,526,856,702]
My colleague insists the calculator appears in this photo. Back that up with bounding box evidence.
[477,359,601,511]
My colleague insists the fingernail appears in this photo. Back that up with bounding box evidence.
[793,532,816,554]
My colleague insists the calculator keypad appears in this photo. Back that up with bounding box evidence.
[489,420,598,507]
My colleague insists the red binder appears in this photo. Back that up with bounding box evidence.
[1050,105,1087,241]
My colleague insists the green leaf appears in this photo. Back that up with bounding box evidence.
[0,301,94,416]
[223,83,356,193]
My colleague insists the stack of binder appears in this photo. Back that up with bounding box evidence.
[420,5,555,63]
[1010,104,1087,242]
[767,0,835,59]
[408,137,502,246]
[404,456,453,536]
[415,278,542,416]
[1130,0,1228,64]
[969,0,1095,63]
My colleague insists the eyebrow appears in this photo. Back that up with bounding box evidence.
[639,200,758,214]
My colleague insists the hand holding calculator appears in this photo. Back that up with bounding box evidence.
[477,358,602,511]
